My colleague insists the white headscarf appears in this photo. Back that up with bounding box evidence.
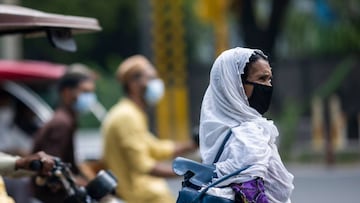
[199,47,294,203]
[200,47,261,162]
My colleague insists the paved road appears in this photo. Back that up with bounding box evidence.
[76,131,360,203]
[286,163,360,203]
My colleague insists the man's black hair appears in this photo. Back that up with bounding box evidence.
[57,72,90,92]
[241,50,268,82]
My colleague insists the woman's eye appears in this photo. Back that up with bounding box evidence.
[259,76,272,84]
[259,76,267,81]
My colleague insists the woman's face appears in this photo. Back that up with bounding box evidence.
[243,59,272,98]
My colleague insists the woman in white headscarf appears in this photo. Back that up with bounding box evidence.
[199,47,294,203]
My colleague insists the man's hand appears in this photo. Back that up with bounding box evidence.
[15,151,55,176]
[174,141,198,157]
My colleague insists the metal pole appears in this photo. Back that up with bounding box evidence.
[0,0,22,59]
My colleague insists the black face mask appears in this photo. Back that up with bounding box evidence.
[244,81,273,115]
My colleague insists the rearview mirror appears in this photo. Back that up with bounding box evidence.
[46,28,77,52]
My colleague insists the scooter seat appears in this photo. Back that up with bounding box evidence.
[172,157,215,187]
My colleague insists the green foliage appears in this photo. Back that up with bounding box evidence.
[183,0,215,64]
[22,1,139,72]
[312,57,354,98]
[95,75,123,110]
[277,99,304,161]
[282,1,360,57]
[277,56,356,160]
[79,75,123,128]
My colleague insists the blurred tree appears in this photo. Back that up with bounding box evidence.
[22,1,139,73]
[281,0,360,58]
[196,0,290,58]
[232,0,290,58]
[195,0,231,55]
[197,0,359,58]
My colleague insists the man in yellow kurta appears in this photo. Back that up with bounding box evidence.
[102,55,196,203]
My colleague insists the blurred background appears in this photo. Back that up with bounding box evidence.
[0,0,359,202]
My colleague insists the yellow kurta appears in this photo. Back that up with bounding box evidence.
[0,177,14,203]
[102,98,175,203]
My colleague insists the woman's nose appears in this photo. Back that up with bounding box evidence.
[266,80,272,86]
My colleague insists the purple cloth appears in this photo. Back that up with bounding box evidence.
[230,178,269,203]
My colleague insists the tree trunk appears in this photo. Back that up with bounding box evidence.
[239,0,290,58]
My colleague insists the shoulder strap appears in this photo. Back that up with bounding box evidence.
[192,165,251,203]
[213,129,232,164]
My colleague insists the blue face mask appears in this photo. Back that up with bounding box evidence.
[73,92,97,114]
[144,79,164,106]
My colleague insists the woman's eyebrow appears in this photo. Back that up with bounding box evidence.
[258,71,272,77]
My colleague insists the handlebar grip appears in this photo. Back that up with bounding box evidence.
[29,160,43,171]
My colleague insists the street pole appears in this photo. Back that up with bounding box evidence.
[0,0,22,59]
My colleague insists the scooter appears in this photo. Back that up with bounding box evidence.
[30,158,117,203]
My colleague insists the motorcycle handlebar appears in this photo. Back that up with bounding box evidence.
[29,160,43,171]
